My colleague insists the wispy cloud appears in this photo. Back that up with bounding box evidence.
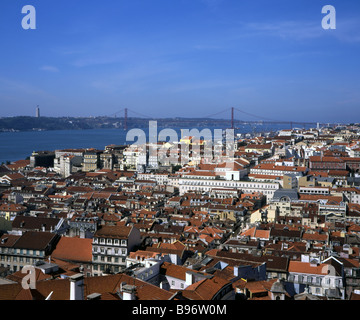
[239,21,324,41]
[235,18,360,43]
[0,78,50,96]
[166,79,240,93]
[70,48,129,68]
[90,59,180,93]
[40,65,59,72]
[200,0,224,10]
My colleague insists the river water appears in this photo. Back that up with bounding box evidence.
[0,123,296,164]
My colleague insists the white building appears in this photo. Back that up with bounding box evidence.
[179,171,280,202]
[92,225,141,276]
[287,256,345,299]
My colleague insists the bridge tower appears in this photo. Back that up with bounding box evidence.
[124,108,128,130]
[231,107,234,129]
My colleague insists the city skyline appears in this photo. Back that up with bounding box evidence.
[1,0,360,122]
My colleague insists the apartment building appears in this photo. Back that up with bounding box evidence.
[250,163,307,177]
[0,231,59,273]
[137,172,170,185]
[309,156,347,171]
[82,150,100,172]
[287,256,345,299]
[179,172,280,202]
[92,225,141,276]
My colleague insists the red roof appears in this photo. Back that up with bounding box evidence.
[288,261,330,275]
[52,237,93,263]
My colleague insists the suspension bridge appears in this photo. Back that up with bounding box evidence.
[106,107,333,131]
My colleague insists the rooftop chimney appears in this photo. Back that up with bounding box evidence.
[121,284,137,300]
[69,273,84,300]
[185,271,194,286]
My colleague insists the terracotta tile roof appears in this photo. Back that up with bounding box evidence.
[242,279,276,294]
[6,267,52,284]
[145,246,185,258]
[0,234,21,247]
[157,241,186,251]
[252,163,307,172]
[298,194,343,202]
[309,156,344,162]
[0,273,175,300]
[1,172,25,180]
[5,159,30,170]
[288,261,331,275]
[52,237,93,263]
[12,231,58,250]
[94,225,133,239]
[182,275,230,300]
[0,203,26,212]
[160,261,190,280]
[207,250,289,272]
[128,250,160,260]
[12,216,60,231]
[240,227,270,239]
[85,274,175,300]
[302,232,328,242]
[254,229,270,239]
[0,283,24,300]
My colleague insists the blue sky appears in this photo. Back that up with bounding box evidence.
[0,0,360,122]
